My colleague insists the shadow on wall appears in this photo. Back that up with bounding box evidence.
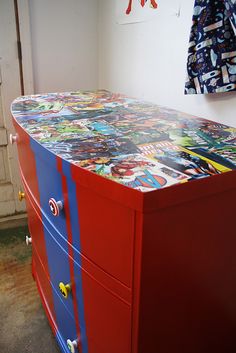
[205,91,236,103]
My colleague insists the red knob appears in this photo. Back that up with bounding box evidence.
[49,198,63,217]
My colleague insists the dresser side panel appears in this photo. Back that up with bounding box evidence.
[138,188,236,353]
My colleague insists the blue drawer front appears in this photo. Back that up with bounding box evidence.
[62,160,88,353]
[53,292,77,353]
[43,225,75,318]
[31,139,88,353]
[30,139,68,244]
[31,140,76,347]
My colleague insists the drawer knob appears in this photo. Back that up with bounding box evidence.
[26,236,32,246]
[9,133,18,144]
[67,339,78,353]
[48,198,63,217]
[59,282,71,299]
[18,190,25,201]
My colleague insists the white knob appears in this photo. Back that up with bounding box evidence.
[49,198,63,217]
[26,236,32,246]
[9,133,18,144]
[67,339,78,353]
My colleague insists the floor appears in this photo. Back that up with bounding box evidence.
[0,226,60,353]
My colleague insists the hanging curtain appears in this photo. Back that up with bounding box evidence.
[185,0,236,94]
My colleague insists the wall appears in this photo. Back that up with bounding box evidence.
[98,0,236,127]
[29,0,98,93]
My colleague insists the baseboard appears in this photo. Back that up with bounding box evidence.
[0,213,28,230]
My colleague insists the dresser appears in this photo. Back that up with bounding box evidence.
[11,90,236,353]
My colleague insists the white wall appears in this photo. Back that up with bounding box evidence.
[29,0,98,93]
[98,0,236,127]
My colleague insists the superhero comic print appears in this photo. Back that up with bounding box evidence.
[11,90,236,192]
[185,0,236,94]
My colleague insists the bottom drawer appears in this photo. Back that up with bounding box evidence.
[33,247,78,353]
[76,263,132,353]
[31,210,131,353]
[32,245,57,333]
[53,291,78,353]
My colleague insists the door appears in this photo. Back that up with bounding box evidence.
[0,0,25,218]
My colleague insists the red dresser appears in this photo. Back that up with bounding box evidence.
[11,90,236,353]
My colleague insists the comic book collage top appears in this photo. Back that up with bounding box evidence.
[11,90,236,192]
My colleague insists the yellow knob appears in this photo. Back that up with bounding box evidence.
[59,282,71,299]
[18,191,25,201]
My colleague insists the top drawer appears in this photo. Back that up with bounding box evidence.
[13,121,41,202]
[13,123,65,231]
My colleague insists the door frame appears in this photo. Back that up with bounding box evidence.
[17,0,34,95]
[0,0,33,227]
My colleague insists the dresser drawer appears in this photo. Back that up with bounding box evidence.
[13,123,43,210]
[26,192,49,268]
[30,141,70,245]
[53,292,78,353]
[25,174,131,304]
[33,245,78,353]
[24,190,57,325]
[43,225,76,320]
[32,246,57,329]
[44,229,132,353]
[25,187,76,322]
[35,216,131,353]
[76,262,132,353]
[15,127,68,243]
[27,191,77,351]
[65,173,135,288]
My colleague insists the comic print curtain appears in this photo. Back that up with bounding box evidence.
[185,0,236,94]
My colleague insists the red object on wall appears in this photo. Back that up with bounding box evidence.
[126,0,158,15]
